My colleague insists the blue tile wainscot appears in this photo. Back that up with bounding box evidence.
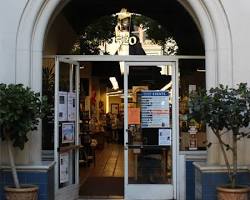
[194,162,250,200]
[0,161,55,200]
[180,150,207,200]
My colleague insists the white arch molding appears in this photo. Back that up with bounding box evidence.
[15,0,233,164]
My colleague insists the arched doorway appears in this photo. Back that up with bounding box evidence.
[17,0,232,199]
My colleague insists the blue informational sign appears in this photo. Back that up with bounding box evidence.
[141,91,170,128]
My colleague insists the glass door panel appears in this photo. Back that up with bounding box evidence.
[124,61,177,200]
[54,58,80,198]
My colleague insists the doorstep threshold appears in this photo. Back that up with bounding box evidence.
[78,195,124,200]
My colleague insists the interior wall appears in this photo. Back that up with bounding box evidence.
[44,13,77,55]
[109,96,122,114]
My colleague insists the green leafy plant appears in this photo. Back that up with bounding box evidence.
[189,83,250,188]
[0,83,47,188]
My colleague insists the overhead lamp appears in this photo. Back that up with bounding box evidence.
[109,77,119,90]
[196,69,206,72]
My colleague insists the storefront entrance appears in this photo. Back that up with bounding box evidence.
[52,55,179,200]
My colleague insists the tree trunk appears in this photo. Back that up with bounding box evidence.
[214,129,233,184]
[7,138,20,188]
[232,133,237,188]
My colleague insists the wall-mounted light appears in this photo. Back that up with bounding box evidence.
[109,77,119,90]
[80,66,85,69]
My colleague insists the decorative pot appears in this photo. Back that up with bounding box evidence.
[4,184,38,200]
[217,185,249,200]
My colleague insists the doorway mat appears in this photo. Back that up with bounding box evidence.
[79,177,124,197]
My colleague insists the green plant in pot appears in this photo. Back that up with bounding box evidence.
[0,83,47,200]
[189,83,250,199]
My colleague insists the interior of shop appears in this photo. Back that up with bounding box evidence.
[41,0,206,198]
[42,58,205,198]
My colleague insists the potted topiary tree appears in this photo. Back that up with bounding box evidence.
[0,83,47,200]
[189,83,250,199]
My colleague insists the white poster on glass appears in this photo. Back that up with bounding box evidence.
[60,152,69,183]
[68,92,76,121]
[58,91,68,121]
[159,129,171,146]
[141,91,170,128]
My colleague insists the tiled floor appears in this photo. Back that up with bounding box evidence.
[79,143,125,199]
[79,143,124,179]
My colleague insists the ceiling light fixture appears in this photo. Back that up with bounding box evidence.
[196,69,206,72]
[109,77,119,90]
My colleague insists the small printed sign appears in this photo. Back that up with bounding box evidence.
[159,129,171,146]
[67,92,76,121]
[60,153,69,183]
[58,91,68,121]
[128,108,140,124]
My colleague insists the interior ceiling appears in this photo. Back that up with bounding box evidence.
[60,0,205,90]
[62,0,205,55]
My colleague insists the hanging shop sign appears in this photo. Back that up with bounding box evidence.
[141,91,170,128]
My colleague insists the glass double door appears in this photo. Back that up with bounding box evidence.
[124,61,177,200]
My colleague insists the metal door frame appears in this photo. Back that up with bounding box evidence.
[54,57,80,199]
[124,60,178,199]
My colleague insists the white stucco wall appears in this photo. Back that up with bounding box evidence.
[1,0,250,166]
[219,0,250,165]
[0,0,28,84]
[221,0,250,85]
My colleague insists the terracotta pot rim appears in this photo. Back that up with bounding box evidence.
[217,185,250,193]
[4,184,38,192]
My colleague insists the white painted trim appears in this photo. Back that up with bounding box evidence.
[173,60,179,199]
[178,154,186,200]
[124,62,129,198]
[0,161,56,171]
[193,162,249,173]
[44,55,204,61]
[75,63,80,185]
[54,56,60,192]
